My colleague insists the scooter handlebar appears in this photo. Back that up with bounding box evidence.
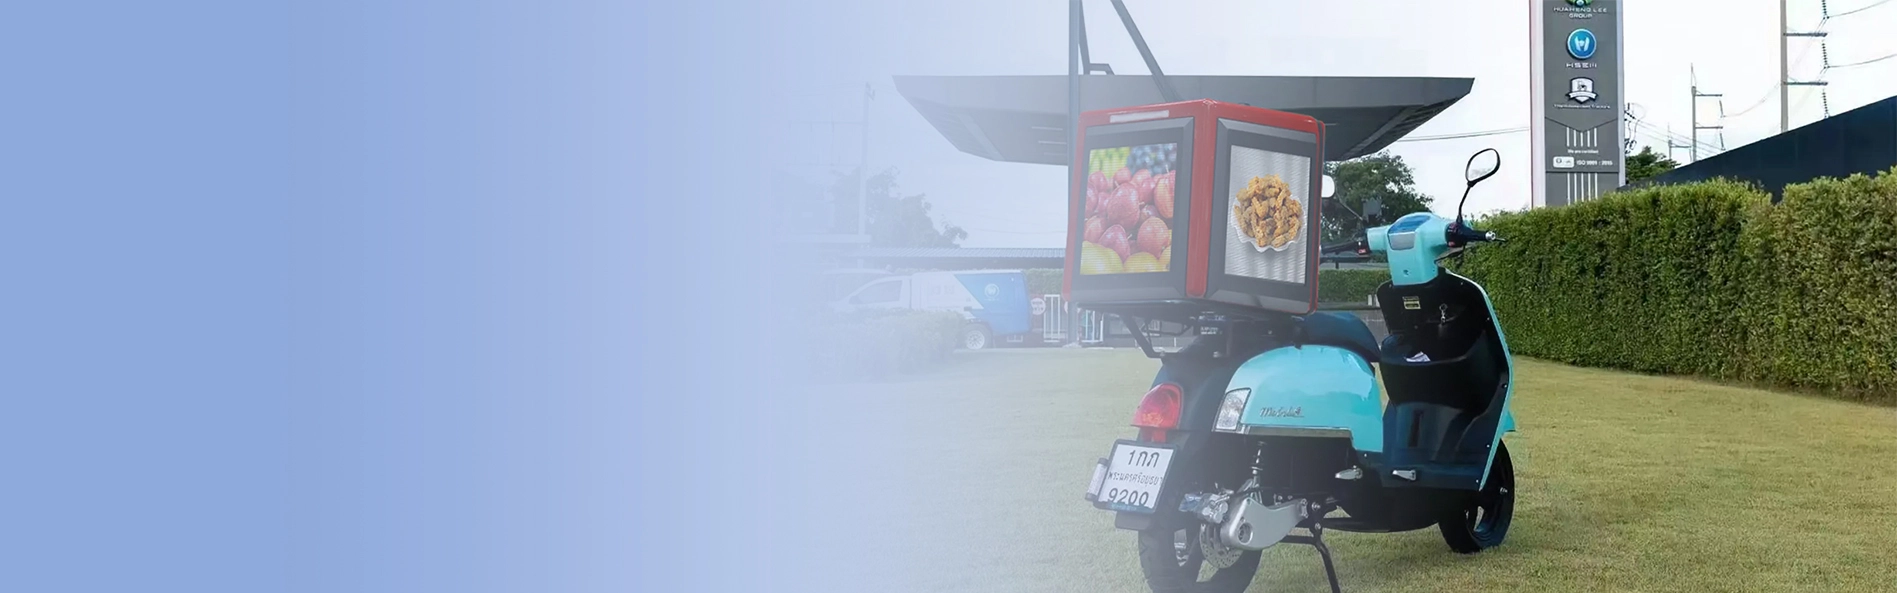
[1447,220,1500,245]
[1319,238,1369,255]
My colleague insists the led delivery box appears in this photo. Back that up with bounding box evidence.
[1064,100,1327,318]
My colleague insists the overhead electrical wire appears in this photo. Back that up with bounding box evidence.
[1826,0,1892,19]
[1393,126,1529,142]
[1729,42,1824,118]
[1827,50,1897,69]
[1631,129,1678,152]
[1622,109,1682,153]
[1791,92,1816,118]
[1727,89,1776,118]
[1630,118,1721,155]
[1634,134,1704,158]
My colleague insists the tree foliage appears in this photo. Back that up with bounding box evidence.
[829,167,966,248]
[1624,145,1680,183]
[1321,152,1434,242]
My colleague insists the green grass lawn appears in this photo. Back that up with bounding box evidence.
[830,349,1897,592]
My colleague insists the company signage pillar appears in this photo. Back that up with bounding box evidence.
[1530,0,1625,208]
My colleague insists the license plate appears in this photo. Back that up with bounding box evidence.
[1089,440,1174,514]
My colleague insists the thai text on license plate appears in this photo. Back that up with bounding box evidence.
[1090,441,1174,514]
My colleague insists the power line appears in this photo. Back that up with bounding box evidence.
[1827,0,1892,18]
[1791,91,1815,117]
[1631,127,1683,152]
[1730,42,1821,117]
[1630,119,1721,154]
[1393,127,1529,142]
[1687,67,1727,161]
[1634,127,1691,150]
[1782,1,1832,133]
[1728,87,1778,117]
[1828,50,1897,68]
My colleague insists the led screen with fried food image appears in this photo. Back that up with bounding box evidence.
[1233,175,1302,250]
[1078,143,1177,275]
[1222,145,1311,284]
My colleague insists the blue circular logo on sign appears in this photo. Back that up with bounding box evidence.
[1567,29,1597,60]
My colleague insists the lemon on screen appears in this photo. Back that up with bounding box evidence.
[1124,252,1162,273]
[1079,242,1124,275]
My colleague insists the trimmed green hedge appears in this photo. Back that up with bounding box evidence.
[1737,173,1897,398]
[1318,269,1390,304]
[1455,171,1897,404]
[809,311,966,382]
[1025,268,1063,296]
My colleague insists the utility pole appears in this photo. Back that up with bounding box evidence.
[1782,0,1830,133]
[1067,0,1082,347]
[858,83,873,237]
[1666,125,1692,163]
[1690,66,1723,162]
[1780,0,1789,133]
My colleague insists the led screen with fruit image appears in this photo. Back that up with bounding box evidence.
[1078,143,1179,275]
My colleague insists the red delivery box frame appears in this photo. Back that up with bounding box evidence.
[1063,99,1327,320]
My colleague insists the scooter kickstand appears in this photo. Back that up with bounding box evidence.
[1281,520,1343,593]
[1309,522,1342,593]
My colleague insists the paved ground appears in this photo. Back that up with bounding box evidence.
[817,349,1897,592]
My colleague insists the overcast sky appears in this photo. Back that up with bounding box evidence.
[792,0,1896,248]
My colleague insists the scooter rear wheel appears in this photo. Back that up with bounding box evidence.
[1439,440,1514,553]
[1137,524,1260,593]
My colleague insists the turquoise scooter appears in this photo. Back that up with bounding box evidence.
[1088,149,1517,593]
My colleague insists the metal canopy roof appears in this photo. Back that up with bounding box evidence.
[847,247,1067,271]
[851,247,1066,260]
[894,75,1473,164]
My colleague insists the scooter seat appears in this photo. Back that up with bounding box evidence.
[1297,312,1382,362]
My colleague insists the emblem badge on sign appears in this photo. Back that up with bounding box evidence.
[1567,77,1598,103]
[1567,29,1597,60]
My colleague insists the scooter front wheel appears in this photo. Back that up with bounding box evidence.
[1136,524,1261,593]
[1439,440,1515,553]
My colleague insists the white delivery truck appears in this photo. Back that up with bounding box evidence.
[832,270,1032,350]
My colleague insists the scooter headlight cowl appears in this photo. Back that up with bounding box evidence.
[1215,388,1250,432]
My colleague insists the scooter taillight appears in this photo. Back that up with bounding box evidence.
[1132,383,1184,442]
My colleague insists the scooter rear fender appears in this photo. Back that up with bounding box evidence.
[1221,345,1383,453]
[1111,343,1256,532]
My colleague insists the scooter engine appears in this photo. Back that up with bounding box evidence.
[1180,487,1312,552]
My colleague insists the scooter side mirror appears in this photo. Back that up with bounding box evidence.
[1465,148,1500,187]
[1321,174,1337,199]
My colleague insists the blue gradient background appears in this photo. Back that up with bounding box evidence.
[2,1,880,591]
